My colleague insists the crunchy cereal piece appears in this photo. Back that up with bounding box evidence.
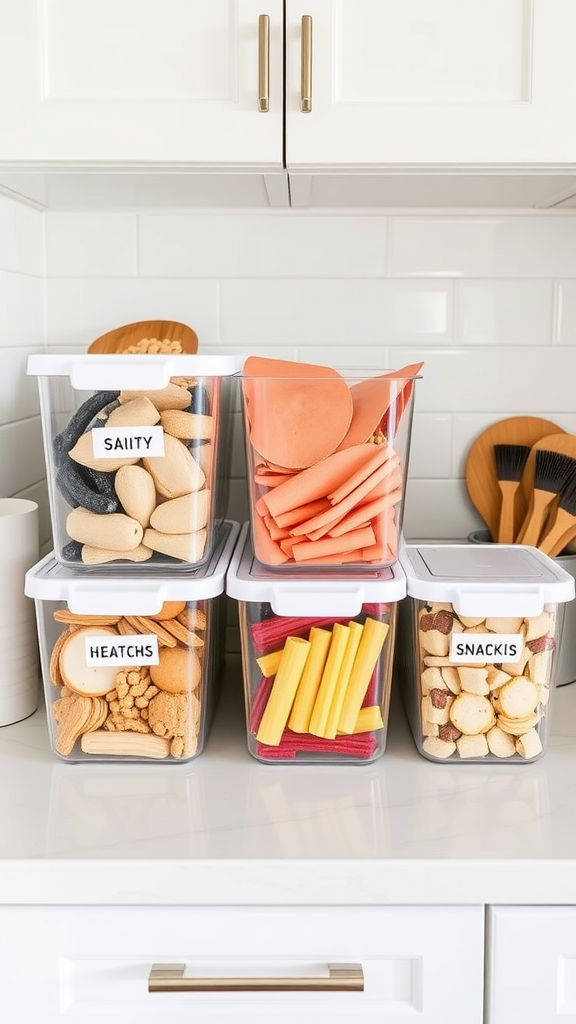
[456,733,489,759]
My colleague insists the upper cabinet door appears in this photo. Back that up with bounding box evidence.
[0,0,284,166]
[285,0,576,168]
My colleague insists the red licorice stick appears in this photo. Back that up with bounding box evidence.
[250,605,390,655]
[248,674,274,733]
[256,729,378,760]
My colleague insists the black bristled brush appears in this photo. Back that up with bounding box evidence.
[538,472,576,556]
[493,444,531,543]
[516,449,576,547]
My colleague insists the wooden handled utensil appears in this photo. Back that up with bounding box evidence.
[516,432,576,544]
[538,473,576,556]
[465,417,564,542]
[493,443,531,543]
[516,448,576,547]
[87,319,198,354]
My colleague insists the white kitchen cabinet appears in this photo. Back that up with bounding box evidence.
[487,906,576,1024]
[285,0,576,207]
[0,905,484,1024]
[1,1,576,208]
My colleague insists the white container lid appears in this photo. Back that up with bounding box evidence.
[24,521,240,614]
[399,542,575,616]
[27,352,244,390]
[226,522,406,616]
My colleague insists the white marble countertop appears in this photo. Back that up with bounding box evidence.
[2,658,576,907]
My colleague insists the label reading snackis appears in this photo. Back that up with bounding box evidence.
[92,426,165,459]
[449,633,523,664]
[85,634,160,667]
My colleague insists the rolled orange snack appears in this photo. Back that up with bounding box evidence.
[290,461,395,537]
[256,635,311,746]
[291,525,376,562]
[263,444,382,520]
[327,446,397,505]
[328,496,389,539]
[252,512,289,565]
[274,498,331,530]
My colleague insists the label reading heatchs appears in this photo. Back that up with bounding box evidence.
[449,633,523,664]
[85,634,160,667]
[92,426,165,459]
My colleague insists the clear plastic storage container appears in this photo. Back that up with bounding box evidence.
[24,521,240,763]
[239,359,420,571]
[27,353,242,569]
[398,543,575,763]
[226,522,406,764]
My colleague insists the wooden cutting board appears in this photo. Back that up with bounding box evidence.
[465,416,564,542]
[87,320,198,354]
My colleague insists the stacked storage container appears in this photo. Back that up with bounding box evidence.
[226,358,420,764]
[25,351,242,763]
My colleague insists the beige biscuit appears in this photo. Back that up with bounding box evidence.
[67,507,144,552]
[419,629,450,657]
[486,724,516,758]
[80,730,171,758]
[82,696,109,733]
[160,617,204,648]
[150,645,201,694]
[498,676,539,719]
[484,616,523,633]
[123,615,178,648]
[423,655,452,667]
[422,735,456,759]
[160,409,213,440]
[117,617,139,636]
[422,719,439,737]
[114,464,157,528]
[501,647,530,676]
[68,431,139,473]
[119,383,192,412]
[177,606,207,631]
[449,692,495,736]
[526,650,553,687]
[50,628,72,686]
[497,712,540,736]
[53,610,122,626]
[456,733,489,759]
[149,490,210,535]
[441,666,461,694]
[59,626,121,697]
[142,433,205,499]
[420,666,447,695]
[524,611,552,642]
[427,688,454,725]
[456,615,485,628]
[458,666,489,695]
[149,601,187,622]
[143,527,207,563]
[106,395,161,428]
[53,693,94,755]
[515,728,543,759]
[81,543,153,565]
[486,668,512,691]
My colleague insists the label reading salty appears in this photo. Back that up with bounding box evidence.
[85,634,160,667]
[449,633,523,664]
[92,426,165,459]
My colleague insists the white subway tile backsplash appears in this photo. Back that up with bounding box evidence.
[45,213,137,277]
[0,419,45,495]
[455,280,554,346]
[555,280,576,345]
[390,215,576,278]
[221,279,452,349]
[0,348,43,423]
[409,414,453,478]
[403,479,484,540]
[0,271,44,348]
[138,214,387,278]
[0,195,17,272]
[15,202,44,277]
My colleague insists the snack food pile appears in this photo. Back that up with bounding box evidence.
[53,376,214,566]
[246,604,393,761]
[417,603,557,760]
[48,601,206,759]
[242,356,422,567]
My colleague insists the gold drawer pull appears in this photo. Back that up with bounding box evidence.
[149,962,364,992]
[300,15,312,112]
[258,14,270,112]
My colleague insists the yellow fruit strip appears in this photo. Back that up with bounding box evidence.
[337,617,389,734]
[255,636,311,746]
[340,705,384,734]
[256,648,284,677]
[323,620,365,739]
[308,623,351,737]
[287,627,332,734]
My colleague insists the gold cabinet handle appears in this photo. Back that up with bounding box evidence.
[149,962,364,993]
[258,14,270,112]
[300,14,312,112]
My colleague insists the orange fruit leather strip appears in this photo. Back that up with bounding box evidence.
[291,525,376,562]
[262,444,380,520]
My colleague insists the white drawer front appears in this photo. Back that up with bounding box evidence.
[488,906,576,1024]
[0,905,484,1024]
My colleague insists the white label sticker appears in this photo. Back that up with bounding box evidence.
[449,633,523,664]
[92,425,165,459]
[84,634,160,667]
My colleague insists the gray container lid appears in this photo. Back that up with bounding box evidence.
[399,542,575,616]
[226,522,406,616]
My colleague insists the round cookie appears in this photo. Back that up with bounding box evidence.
[150,645,201,694]
[59,626,120,697]
[449,692,495,736]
